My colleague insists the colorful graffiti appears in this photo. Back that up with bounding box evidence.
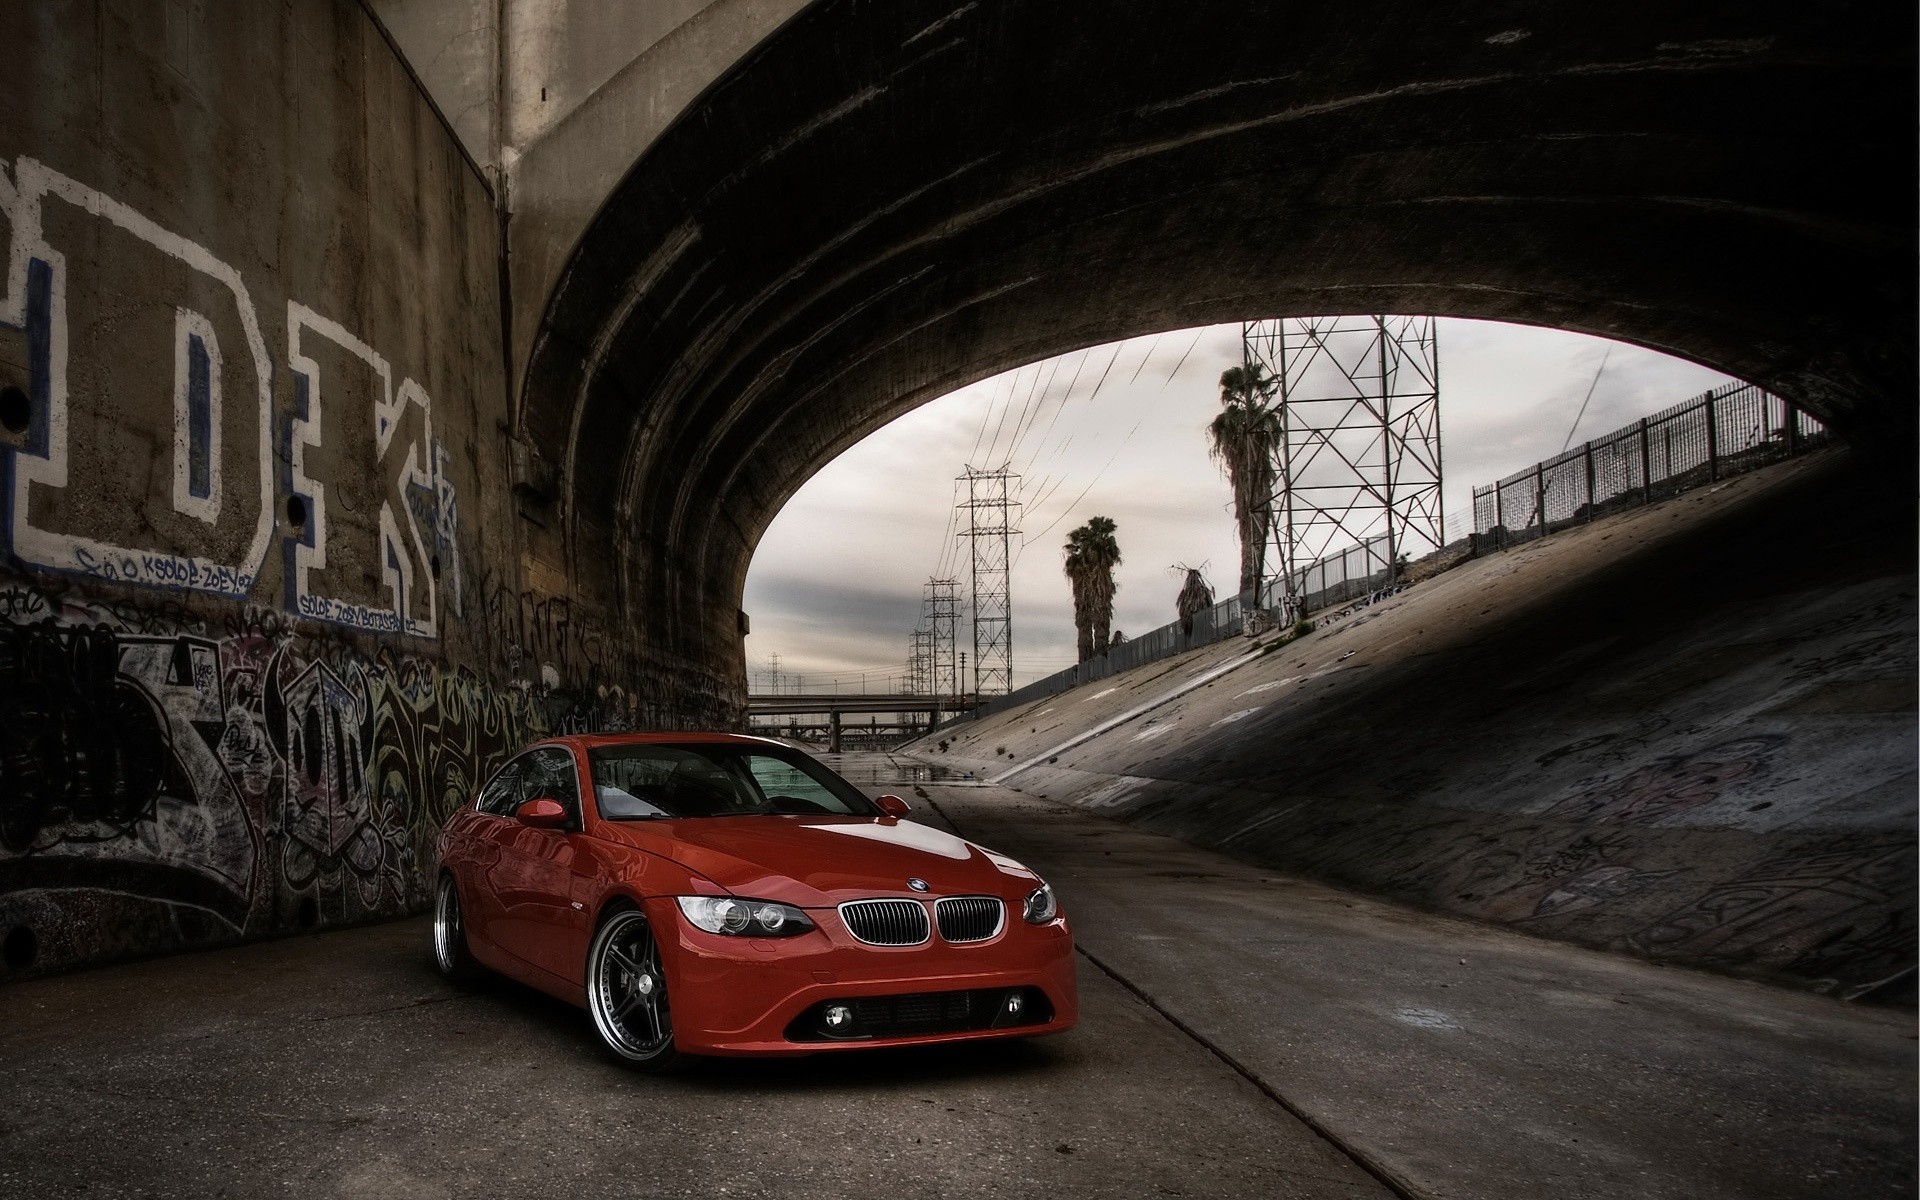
[0,580,544,975]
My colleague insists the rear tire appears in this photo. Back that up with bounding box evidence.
[432,873,486,985]
[586,904,689,1071]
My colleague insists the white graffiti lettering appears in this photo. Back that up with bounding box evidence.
[0,158,455,638]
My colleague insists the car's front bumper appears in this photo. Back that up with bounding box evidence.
[647,896,1078,1056]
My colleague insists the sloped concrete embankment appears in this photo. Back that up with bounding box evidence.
[906,453,1916,999]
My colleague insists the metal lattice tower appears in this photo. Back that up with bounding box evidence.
[959,466,1019,697]
[925,578,960,699]
[906,629,933,694]
[1241,316,1443,614]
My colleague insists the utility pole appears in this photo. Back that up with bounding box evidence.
[959,465,1019,698]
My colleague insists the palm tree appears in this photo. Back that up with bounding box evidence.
[1063,516,1122,663]
[1175,568,1215,637]
[1207,363,1281,599]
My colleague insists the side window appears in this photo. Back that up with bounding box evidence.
[741,754,860,815]
[591,748,692,818]
[476,759,526,816]
[523,748,583,828]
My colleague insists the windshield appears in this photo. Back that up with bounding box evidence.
[586,743,880,820]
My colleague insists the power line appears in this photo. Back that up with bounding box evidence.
[995,353,1063,467]
[1126,332,1167,386]
[979,362,1029,470]
[1018,342,1123,481]
[1010,347,1094,476]
[1561,347,1612,453]
[965,365,1020,467]
[1020,327,1205,548]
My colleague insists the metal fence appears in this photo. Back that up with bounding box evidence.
[1472,382,1827,546]
[948,518,1450,728]
[1271,532,1397,616]
[952,591,1250,725]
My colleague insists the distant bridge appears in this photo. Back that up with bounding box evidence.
[746,693,974,716]
[746,693,975,752]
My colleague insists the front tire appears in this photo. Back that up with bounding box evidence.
[432,873,485,984]
[586,905,687,1071]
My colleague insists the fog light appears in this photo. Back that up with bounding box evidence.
[824,1004,854,1030]
[1006,993,1024,1015]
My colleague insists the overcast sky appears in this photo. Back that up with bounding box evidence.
[743,318,1736,692]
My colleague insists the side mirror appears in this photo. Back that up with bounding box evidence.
[515,797,569,829]
[875,794,911,818]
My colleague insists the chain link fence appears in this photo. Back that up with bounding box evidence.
[954,591,1249,724]
[1473,383,1827,547]
[1275,533,1398,616]
[957,525,1440,727]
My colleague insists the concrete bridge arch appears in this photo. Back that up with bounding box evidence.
[505,0,1915,719]
[0,0,1910,976]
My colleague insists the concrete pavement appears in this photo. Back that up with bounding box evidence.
[2,751,1909,1200]
[900,766,1916,1200]
[0,855,1388,1198]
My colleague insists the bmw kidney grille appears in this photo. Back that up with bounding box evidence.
[934,896,1004,943]
[839,898,930,946]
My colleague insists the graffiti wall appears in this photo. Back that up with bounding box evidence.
[0,151,470,637]
[0,3,635,976]
[0,580,544,974]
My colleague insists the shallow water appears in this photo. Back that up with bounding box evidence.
[814,752,968,789]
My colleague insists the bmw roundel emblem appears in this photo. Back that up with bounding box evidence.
[907,878,930,892]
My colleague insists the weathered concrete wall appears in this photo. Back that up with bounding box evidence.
[366,0,803,730]
[366,0,810,390]
[907,455,1917,1000]
[0,1,630,979]
[365,0,501,177]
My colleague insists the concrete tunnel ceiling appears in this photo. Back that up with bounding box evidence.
[518,0,1916,704]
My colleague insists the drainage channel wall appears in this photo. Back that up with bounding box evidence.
[907,453,1916,1000]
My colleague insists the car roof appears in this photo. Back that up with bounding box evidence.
[537,731,791,753]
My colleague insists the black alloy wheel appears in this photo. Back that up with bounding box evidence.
[586,906,686,1070]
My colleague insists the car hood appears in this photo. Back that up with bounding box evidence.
[591,815,1037,907]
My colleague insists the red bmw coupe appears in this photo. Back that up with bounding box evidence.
[432,732,1077,1068]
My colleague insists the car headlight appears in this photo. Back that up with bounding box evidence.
[1022,883,1059,925]
[676,895,815,937]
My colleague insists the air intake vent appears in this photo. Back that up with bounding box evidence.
[839,899,930,946]
[785,987,1054,1042]
[935,896,1004,943]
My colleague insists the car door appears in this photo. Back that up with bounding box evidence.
[486,746,595,982]
[458,756,527,961]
